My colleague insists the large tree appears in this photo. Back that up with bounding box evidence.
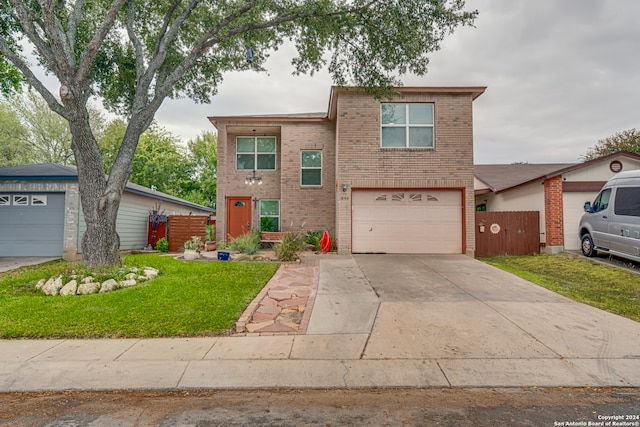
[0,0,476,267]
[0,101,28,166]
[1,89,105,165]
[184,131,217,208]
[582,128,640,161]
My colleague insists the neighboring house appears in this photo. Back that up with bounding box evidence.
[210,86,486,255]
[474,151,640,253]
[0,163,212,259]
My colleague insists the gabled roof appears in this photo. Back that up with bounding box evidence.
[475,151,640,194]
[0,163,212,212]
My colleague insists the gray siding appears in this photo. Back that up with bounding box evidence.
[78,192,210,251]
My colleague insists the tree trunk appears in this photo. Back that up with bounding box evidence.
[68,107,123,268]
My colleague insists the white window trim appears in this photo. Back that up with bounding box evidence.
[31,195,48,206]
[300,150,322,187]
[13,195,29,206]
[380,103,435,148]
[235,136,277,171]
[0,195,9,206]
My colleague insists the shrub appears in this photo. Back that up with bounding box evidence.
[274,233,308,261]
[229,231,261,255]
[260,216,277,232]
[305,230,323,252]
[154,237,169,253]
[206,224,215,241]
[305,230,337,252]
[184,235,202,250]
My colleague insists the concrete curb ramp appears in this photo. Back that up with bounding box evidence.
[1,255,639,391]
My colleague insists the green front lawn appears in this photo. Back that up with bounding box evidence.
[0,254,279,338]
[482,252,640,322]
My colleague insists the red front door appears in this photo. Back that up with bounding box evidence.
[227,196,252,240]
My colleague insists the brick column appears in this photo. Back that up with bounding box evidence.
[544,176,564,253]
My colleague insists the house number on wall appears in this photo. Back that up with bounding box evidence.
[490,223,501,234]
[340,196,350,201]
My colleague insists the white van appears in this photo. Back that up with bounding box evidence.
[578,170,640,262]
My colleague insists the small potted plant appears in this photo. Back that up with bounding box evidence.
[205,224,216,251]
[183,235,202,260]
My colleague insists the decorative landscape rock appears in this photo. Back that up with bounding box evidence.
[119,279,137,288]
[144,268,158,279]
[77,282,100,295]
[36,266,159,296]
[59,280,78,296]
[42,276,63,296]
[99,278,118,294]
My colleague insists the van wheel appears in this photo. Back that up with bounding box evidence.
[581,234,596,257]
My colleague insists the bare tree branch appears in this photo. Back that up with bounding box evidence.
[126,1,146,88]
[75,0,128,87]
[37,0,75,75]
[67,0,87,53]
[0,38,66,118]
[7,0,59,75]
[152,0,187,59]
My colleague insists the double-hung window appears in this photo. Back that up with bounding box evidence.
[236,136,276,170]
[301,150,322,186]
[381,103,434,148]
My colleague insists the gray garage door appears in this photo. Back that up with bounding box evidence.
[0,193,65,256]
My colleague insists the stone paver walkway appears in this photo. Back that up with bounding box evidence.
[234,259,319,336]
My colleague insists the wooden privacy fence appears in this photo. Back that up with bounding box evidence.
[167,215,210,252]
[475,211,540,258]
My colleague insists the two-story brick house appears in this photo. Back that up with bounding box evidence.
[210,86,485,255]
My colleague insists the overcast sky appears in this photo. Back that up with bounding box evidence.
[155,0,640,165]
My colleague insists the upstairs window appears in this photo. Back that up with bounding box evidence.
[381,103,434,148]
[301,150,322,186]
[236,136,276,170]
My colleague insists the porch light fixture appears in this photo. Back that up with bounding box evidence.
[245,170,262,185]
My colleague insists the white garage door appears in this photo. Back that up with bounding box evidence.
[0,193,65,256]
[563,192,598,251]
[352,190,463,254]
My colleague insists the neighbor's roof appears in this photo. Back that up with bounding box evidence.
[474,163,576,193]
[0,163,212,212]
[474,151,640,194]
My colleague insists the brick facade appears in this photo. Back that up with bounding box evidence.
[211,86,484,254]
[333,88,478,255]
[213,118,336,243]
[544,175,565,251]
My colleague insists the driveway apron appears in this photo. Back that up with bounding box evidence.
[353,254,640,386]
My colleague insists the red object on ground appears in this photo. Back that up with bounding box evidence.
[320,230,332,254]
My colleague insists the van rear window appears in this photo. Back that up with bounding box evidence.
[614,187,640,217]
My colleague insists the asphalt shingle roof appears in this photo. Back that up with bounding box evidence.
[0,163,212,212]
[474,163,577,193]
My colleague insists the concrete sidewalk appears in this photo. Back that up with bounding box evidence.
[1,255,639,392]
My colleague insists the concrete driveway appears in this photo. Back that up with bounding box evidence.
[308,254,640,386]
[0,257,60,273]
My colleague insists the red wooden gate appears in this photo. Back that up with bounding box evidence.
[475,211,540,258]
